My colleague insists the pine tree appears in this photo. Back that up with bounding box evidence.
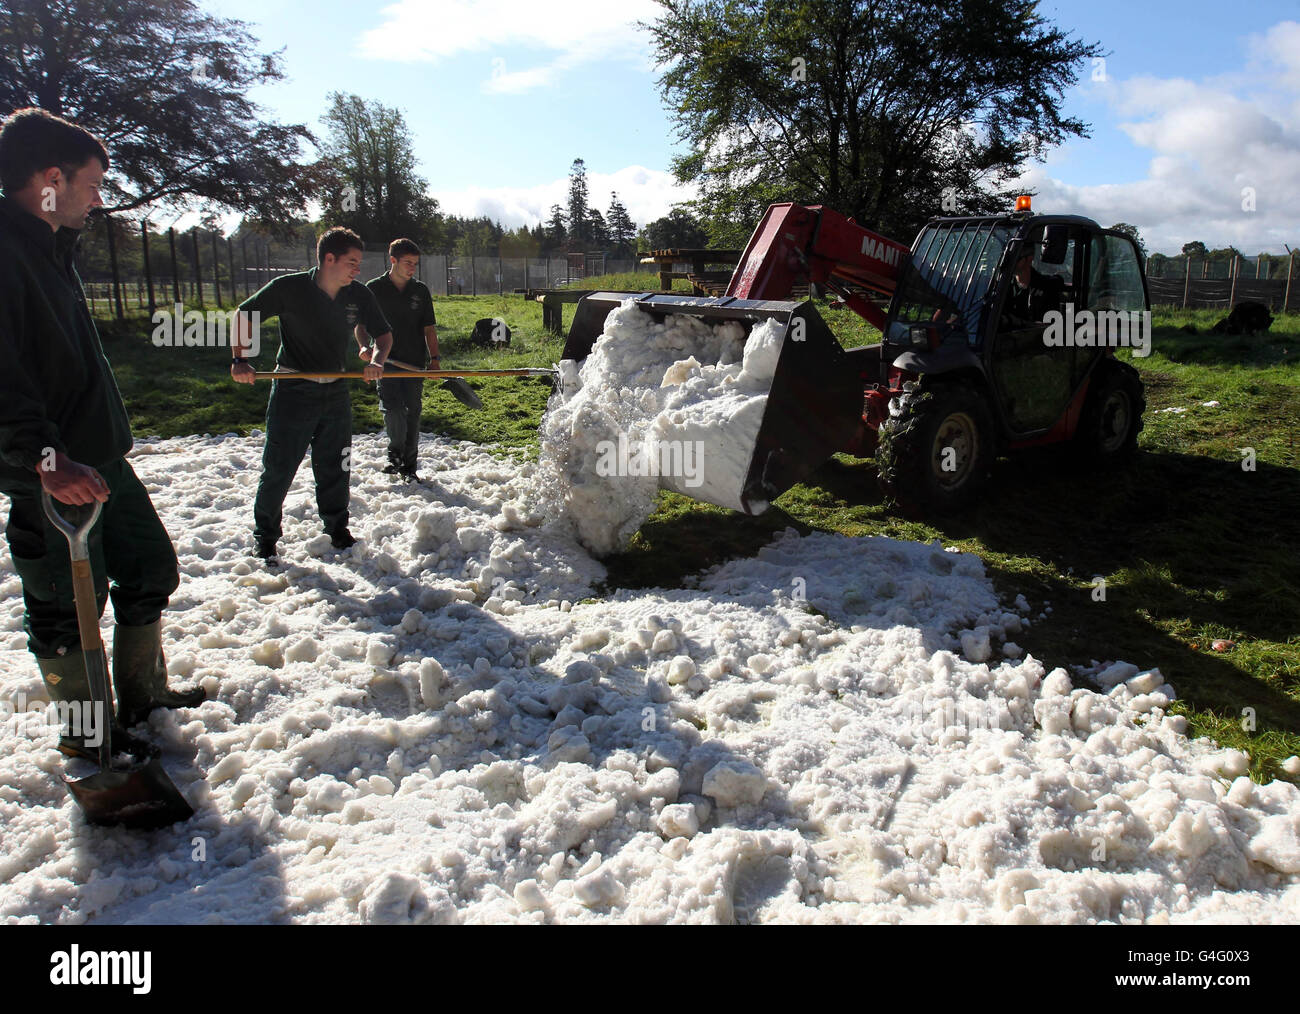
[545,204,567,250]
[585,208,609,249]
[607,193,636,254]
[567,159,589,248]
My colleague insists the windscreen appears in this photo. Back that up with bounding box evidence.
[890,222,1014,345]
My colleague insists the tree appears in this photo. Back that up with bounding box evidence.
[1181,241,1208,259]
[1108,223,1147,259]
[1207,245,1244,266]
[0,0,314,223]
[585,207,609,249]
[544,203,567,250]
[454,219,497,257]
[500,225,539,258]
[647,0,1104,243]
[645,208,709,250]
[607,193,637,254]
[566,158,589,248]
[318,92,439,246]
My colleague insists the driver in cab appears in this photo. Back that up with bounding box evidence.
[1002,243,1064,327]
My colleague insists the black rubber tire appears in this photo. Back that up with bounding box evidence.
[1074,359,1145,464]
[876,381,994,515]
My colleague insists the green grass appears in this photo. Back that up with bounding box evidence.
[560,271,694,292]
[98,300,1300,783]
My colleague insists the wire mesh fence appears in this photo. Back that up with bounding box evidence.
[74,217,657,318]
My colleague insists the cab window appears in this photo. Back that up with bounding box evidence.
[1087,234,1146,312]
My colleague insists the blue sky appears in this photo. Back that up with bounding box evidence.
[212,0,1300,253]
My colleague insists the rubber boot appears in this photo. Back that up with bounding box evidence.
[36,652,159,760]
[112,621,208,726]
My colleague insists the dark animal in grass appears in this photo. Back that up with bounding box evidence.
[470,317,512,347]
[1211,301,1273,336]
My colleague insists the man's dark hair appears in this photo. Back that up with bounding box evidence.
[389,238,421,260]
[0,108,109,195]
[318,227,363,265]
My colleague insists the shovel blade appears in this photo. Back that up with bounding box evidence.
[67,758,194,830]
[440,377,483,410]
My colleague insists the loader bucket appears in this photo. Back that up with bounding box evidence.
[562,293,863,513]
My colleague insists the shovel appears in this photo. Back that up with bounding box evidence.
[42,491,194,830]
[385,357,484,410]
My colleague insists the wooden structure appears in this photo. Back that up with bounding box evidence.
[641,249,742,294]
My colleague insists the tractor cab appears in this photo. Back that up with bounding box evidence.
[883,210,1150,436]
[871,203,1149,510]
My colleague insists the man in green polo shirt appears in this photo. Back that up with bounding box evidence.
[0,108,205,761]
[361,238,440,482]
[230,228,392,561]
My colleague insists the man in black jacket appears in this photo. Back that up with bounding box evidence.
[0,108,205,759]
[1003,246,1065,326]
[363,238,440,481]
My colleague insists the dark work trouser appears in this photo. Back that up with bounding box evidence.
[254,379,352,545]
[4,458,179,658]
[378,377,424,471]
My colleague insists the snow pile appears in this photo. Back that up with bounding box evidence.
[539,300,782,555]
[0,433,1297,924]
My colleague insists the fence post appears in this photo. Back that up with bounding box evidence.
[1285,252,1295,314]
[211,231,222,306]
[141,221,156,316]
[471,255,476,296]
[226,238,236,305]
[1228,255,1239,308]
[104,216,124,320]
[1181,256,1190,309]
[498,256,503,295]
[191,231,203,307]
[168,227,180,304]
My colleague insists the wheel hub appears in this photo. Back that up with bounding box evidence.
[1100,390,1131,453]
[930,411,978,487]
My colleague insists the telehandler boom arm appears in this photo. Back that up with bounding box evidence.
[725,203,910,330]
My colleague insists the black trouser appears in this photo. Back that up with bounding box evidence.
[4,458,179,657]
[378,377,424,471]
[254,379,352,545]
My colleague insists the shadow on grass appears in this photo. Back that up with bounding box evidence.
[598,499,810,592]
[1150,326,1300,369]
[925,448,1300,737]
[599,445,1300,741]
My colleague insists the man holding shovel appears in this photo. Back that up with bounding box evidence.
[360,238,479,483]
[230,227,393,560]
[0,108,205,761]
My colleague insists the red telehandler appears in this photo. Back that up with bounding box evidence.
[561,198,1148,514]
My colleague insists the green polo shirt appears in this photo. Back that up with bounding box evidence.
[365,274,437,365]
[0,197,133,490]
[239,268,391,373]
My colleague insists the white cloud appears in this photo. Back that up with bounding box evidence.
[1013,21,1300,253]
[359,0,661,93]
[434,165,696,230]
